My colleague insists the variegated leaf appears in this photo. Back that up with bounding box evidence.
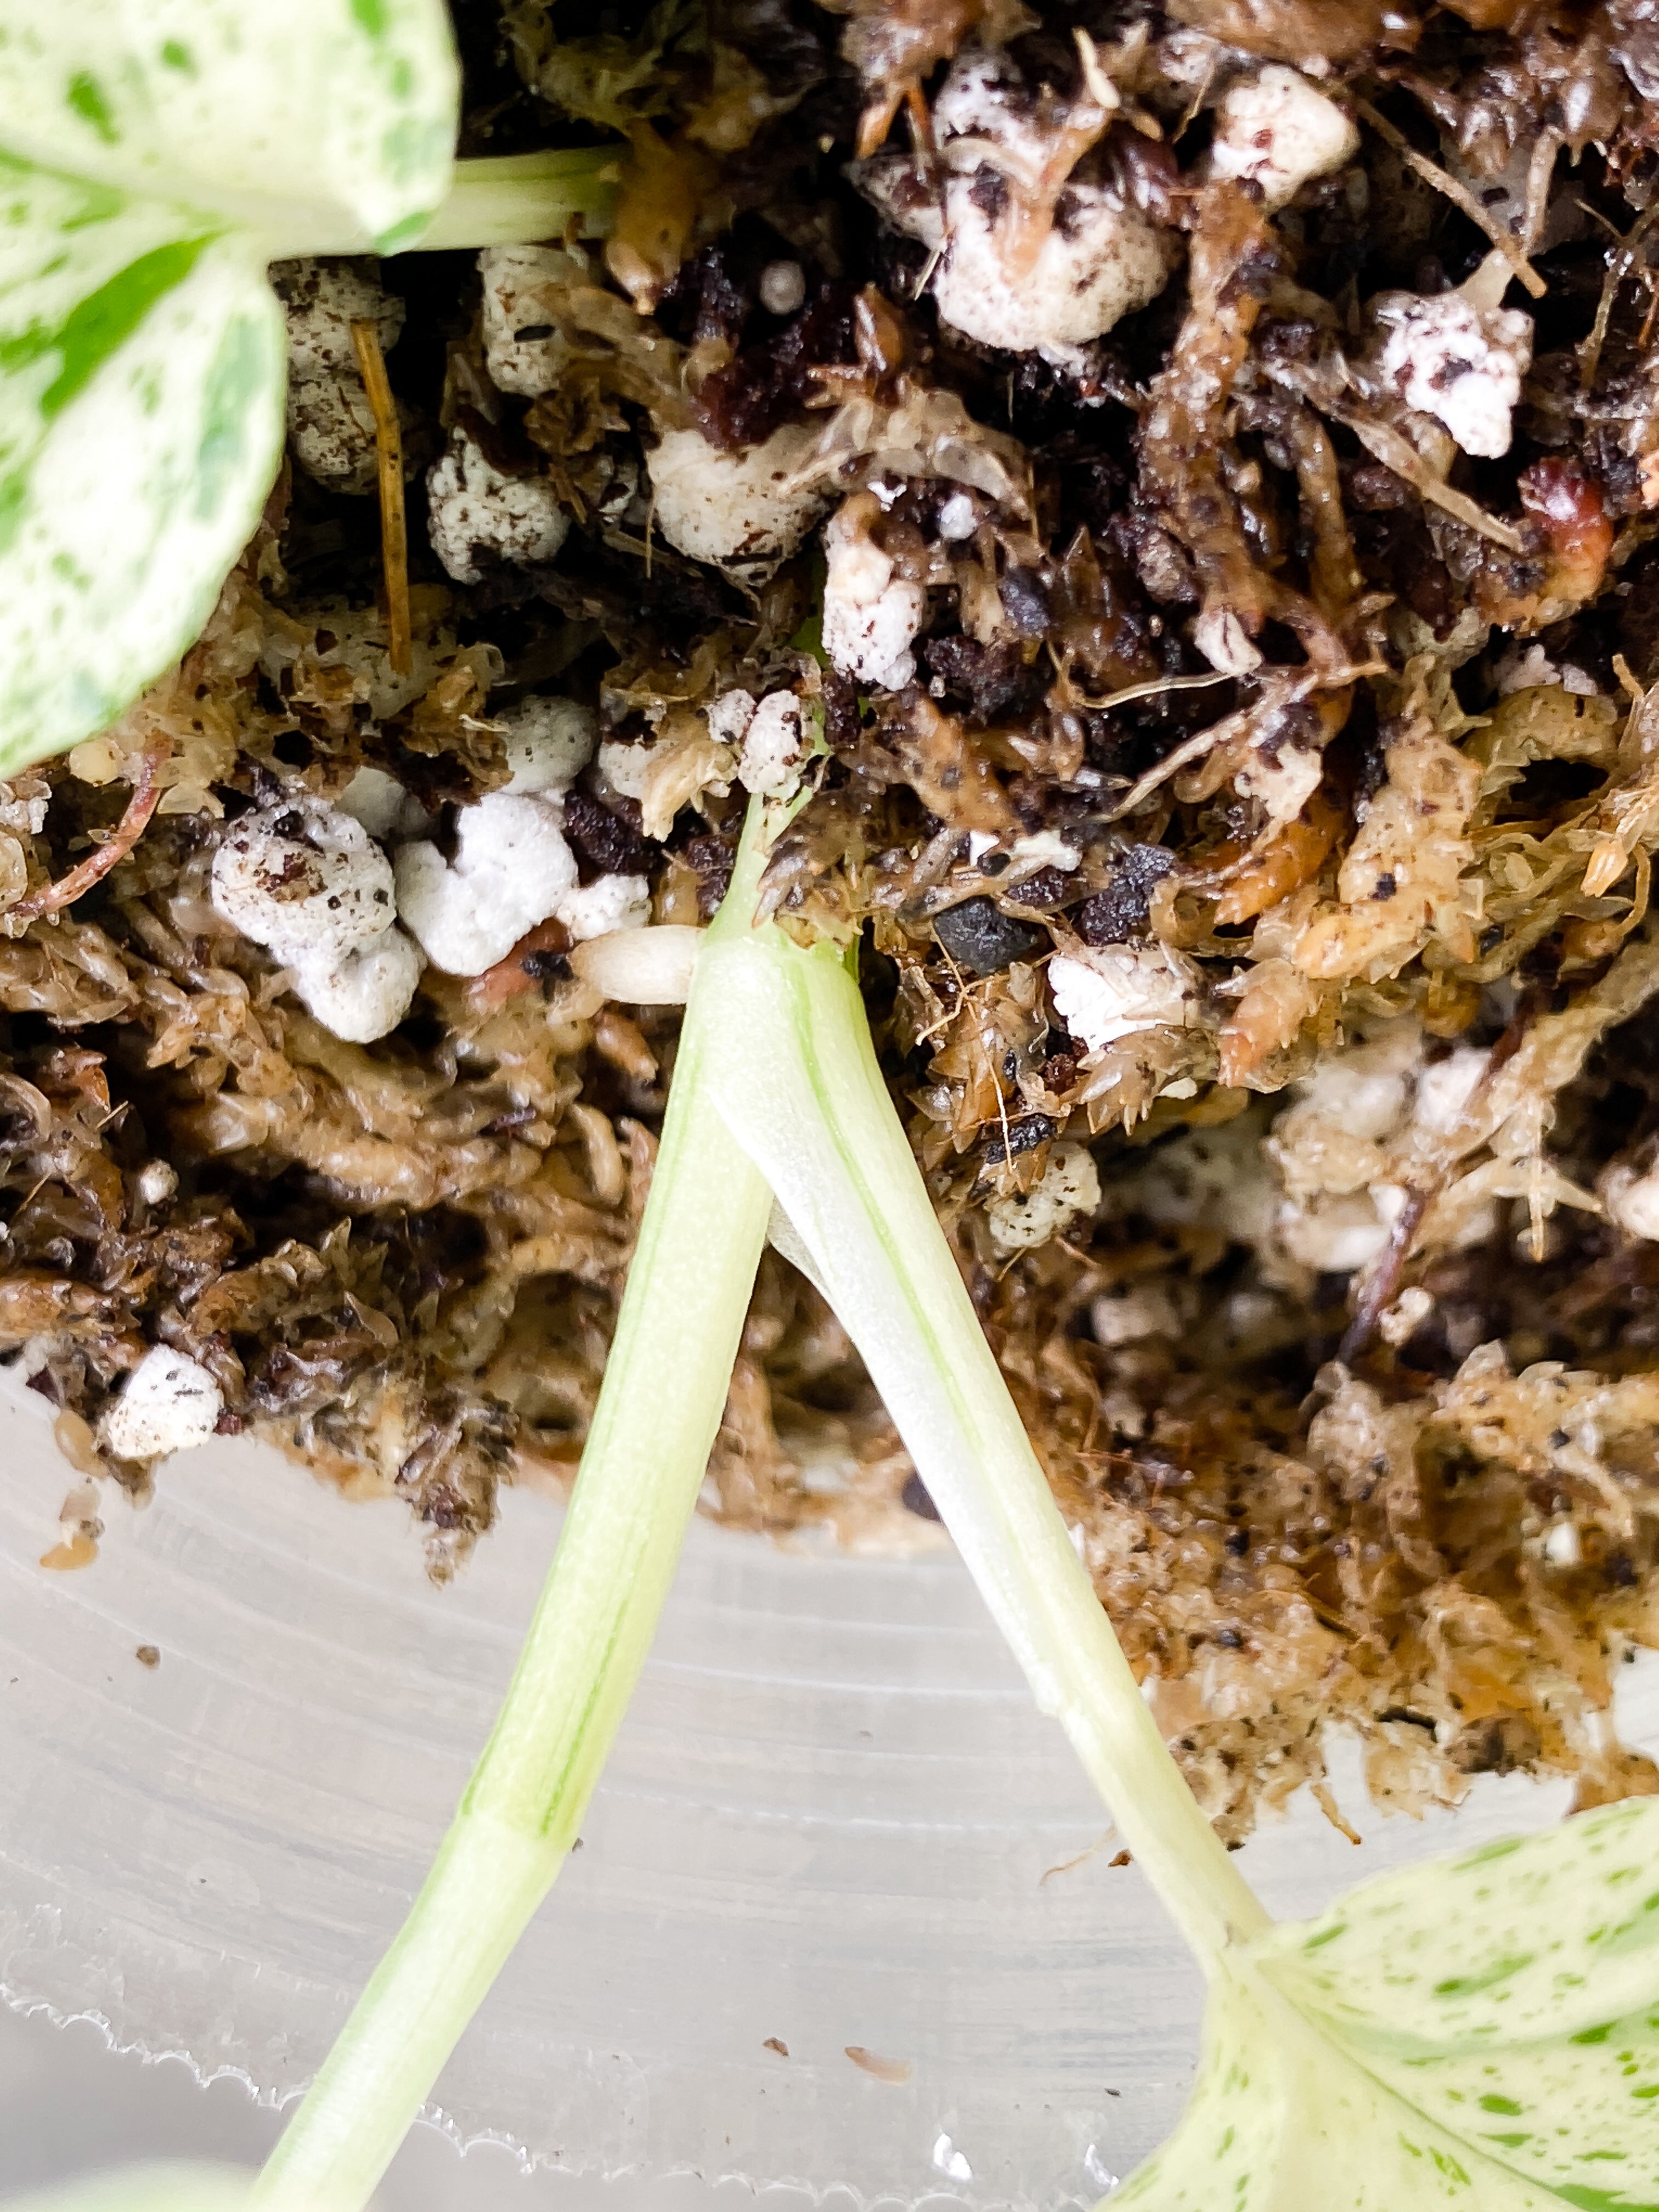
[0,156,285,773]
[1255,1799,1659,2209]
[1115,1801,1659,2211]
[1113,1963,1560,2211]
[0,0,460,770]
[0,0,456,254]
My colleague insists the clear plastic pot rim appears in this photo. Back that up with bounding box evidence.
[3,1373,1649,2208]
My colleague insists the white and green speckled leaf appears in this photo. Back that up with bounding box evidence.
[0,0,458,255]
[1260,1798,1659,2051]
[0,0,460,770]
[0,154,286,772]
[1113,1965,1561,2212]
[1333,2002,1659,2210]
[1244,1799,1659,2209]
[1118,1802,1659,2211]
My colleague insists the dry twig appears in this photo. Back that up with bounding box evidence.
[351,316,413,678]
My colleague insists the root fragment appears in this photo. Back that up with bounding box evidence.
[351,316,413,679]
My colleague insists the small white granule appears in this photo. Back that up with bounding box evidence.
[937,491,978,541]
[1278,1187,1407,1274]
[1492,642,1599,698]
[1493,642,1561,697]
[1234,733,1323,827]
[930,47,1059,167]
[1544,1518,1583,1567]
[822,500,927,692]
[1091,1283,1179,1346]
[292,926,426,1045]
[1291,1024,1418,1140]
[212,798,398,972]
[0,783,48,837]
[273,258,404,378]
[1413,1046,1489,1136]
[738,692,806,797]
[136,1160,177,1207]
[904,168,1170,362]
[707,689,758,748]
[597,729,735,835]
[557,870,652,944]
[1603,1162,1659,1243]
[596,738,653,805]
[286,373,381,496]
[1207,67,1359,212]
[1048,944,1197,1054]
[1005,832,1082,888]
[478,243,579,396]
[1372,290,1534,459]
[854,48,1177,363]
[336,765,425,843]
[759,259,806,316]
[427,431,571,586]
[396,789,649,970]
[211,798,422,1042]
[395,793,577,975]
[103,1347,223,1462]
[647,422,827,573]
[987,1143,1102,1252]
[499,695,597,794]
[1294,1063,1404,1143]
[272,259,405,496]
[1378,1284,1435,1347]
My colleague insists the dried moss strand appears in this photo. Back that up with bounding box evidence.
[1353,98,1545,301]
[1267,369,1527,554]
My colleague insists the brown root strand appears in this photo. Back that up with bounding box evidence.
[350,315,413,679]
[11,739,171,923]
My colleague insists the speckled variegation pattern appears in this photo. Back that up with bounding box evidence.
[1116,1798,1659,2209]
[0,1,456,252]
[0,0,459,772]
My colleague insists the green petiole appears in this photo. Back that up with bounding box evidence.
[696,832,1267,1972]
[257,799,1261,2204]
[398,148,618,256]
[270,144,619,259]
[255,799,1659,2212]
[253,834,774,2211]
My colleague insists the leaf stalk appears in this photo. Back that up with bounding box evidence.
[410,149,620,253]
[253,877,769,2210]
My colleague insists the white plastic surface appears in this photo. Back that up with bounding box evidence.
[0,1372,1638,2207]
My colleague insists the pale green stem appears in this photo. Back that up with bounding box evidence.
[253,884,770,2212]
[281,148,619,258]
[699,840,1269,1968]
[257,806,1262,2208]
[414,149,619,251]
